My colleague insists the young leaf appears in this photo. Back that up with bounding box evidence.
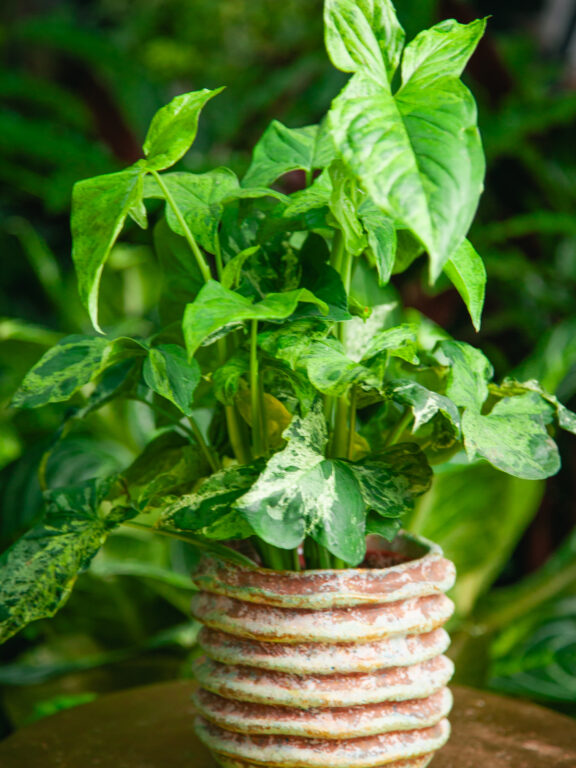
[329,16,486,281]
[259,318,332,369]
[243,121,334,188]
[324,0,405,84]
[12,335,110,408]
[328,161,366,256]
[142,88,224,171]
[71,167,146,331]
[435,340,493,412]
[358,198,397,285]
[143,344,201,417]
[234,402,366,565]
[443,240,486,331]
[182,281,329,357]
[213,351,250,405]
[0,477,134,644]
[221,246,260,290]
[362,324,420,367]
[301,338,372,396]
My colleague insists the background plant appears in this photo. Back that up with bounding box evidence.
[1,0,576,734]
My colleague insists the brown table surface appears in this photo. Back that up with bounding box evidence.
[0,681,574,767]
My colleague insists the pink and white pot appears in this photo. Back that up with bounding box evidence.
[191,533,456,768]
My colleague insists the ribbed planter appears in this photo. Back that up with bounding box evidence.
[191,533,456,768]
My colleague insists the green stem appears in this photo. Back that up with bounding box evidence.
[256,540,291,570]
[384,408,413,447]
[250,320,263,457]
[217,336,251,464]
[151,170,212,283]
[347,387,358,460]
[186,417,220,473]
[214,237,224,280]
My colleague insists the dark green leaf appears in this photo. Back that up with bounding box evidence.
[350,443,432,518]
[221,247,260,290]
[366,514,402,541]
[71,167,146,330]
[142,88,224,171]
[443,240,486,332]
[120,431,210,514]
[12,335,110,408]
[160,462,263,538]
[0,477,134,643]
[143,344,201,416]
[183,280,329,358]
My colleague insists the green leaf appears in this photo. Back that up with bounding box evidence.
[301,338,371,396]
[324,0,405,83]
[234,403,366,564]
[383,379,461,432]
[400,18,488,86]
[12,335,110,408]
[366,514,402,541]
[328,161,366,256]
[73,358,138,420]
[71,167,146,331]
[144,169,238,253]
[443,240,486,331]
[0,477,134,643]
[119,431,210,514]
[154,217,204,324]
[435,340,493,412]
[143,344,201,417]
[492,379,576,437]
[142,88,224,171]
[362,324,420,367]
[160,462,263,538]
[462,409,560,480]
[183,281,329,358]
[221,247,260,290]
[243,121,334,188]
[284,169,332,217]
[212,351,250,405]
[349,443,432,519]
[329,17,486,281]
[259,318,332,369]
[358,198,397,285]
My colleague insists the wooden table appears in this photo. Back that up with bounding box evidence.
[0,681,574,767]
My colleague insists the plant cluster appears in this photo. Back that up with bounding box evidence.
[2,0,576,646]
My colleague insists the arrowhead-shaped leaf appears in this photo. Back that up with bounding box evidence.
[324,0,405,83]
[243,121,334,188]
[143,88,224,171]
[183,281,328,358]
[71,167,146,331]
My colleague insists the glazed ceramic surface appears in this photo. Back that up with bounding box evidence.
[192,533,455,768]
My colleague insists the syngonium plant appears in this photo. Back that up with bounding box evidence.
[2,0,576,644]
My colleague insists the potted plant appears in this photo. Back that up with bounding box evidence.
[3,0,576,766]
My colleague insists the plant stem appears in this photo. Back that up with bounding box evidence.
[186,417,220,473]
[256,539,292,570]
[151,170,212,283]
[347,387,358,460]
[214,237,224,280]
[250,320,263,457]
[384,408,413,446]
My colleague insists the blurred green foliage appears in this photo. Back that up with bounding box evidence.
[1,0,576,732]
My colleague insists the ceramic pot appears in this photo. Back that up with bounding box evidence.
[191,533,455,768]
